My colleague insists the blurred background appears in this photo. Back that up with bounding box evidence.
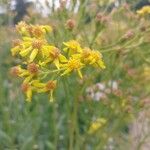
[0,0,150,25]
[0,0,150,150]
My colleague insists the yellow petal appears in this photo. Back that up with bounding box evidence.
[71,54,81,59]
[61,68,71,76]
[29,49,38,62]
[97,60,106,69]
[19,47,32,57]
[36,88,47,93]
[77,46,83,53]
[49,91,54,102]
[59,54,68,62]
[42,25,52,33]
[22,37,32,41]
[11,47,20,56]
[19,70,30,77]
[77,69,83,78]
[54,59,60,69]
[63,42,69,47]
[89,59,96,65]
[63,47,68,52]
[26,88,32,102]
[32,80,45,88]
[23,41,31,47]
[41,46,50,57]
[23,75,34,83]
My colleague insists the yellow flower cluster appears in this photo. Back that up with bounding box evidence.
[137,6,150,16]
[11,22,105,102]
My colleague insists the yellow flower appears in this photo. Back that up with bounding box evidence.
[61,58,84,78]
[63,40,82,55]
[41,25,52,33]
[32,80,57,102]
[16,63,39,83]
[16,21,52,37]
[10,66,22,77]
[11,39,23,56]
[26,25,52,38]
[81,48,105,69]
[88,118,107,134]
[16,21,28,35]
[11,23,106,102]
[40,46,67,69]
[137,6,150,16]
[18,37,48,62]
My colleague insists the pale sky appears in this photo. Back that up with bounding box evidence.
[28,0,79,16]
[0,0,78,15]
[27,0,66,16]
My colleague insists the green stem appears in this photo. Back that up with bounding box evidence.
[73,90,80,150]
[62,78,73,150]
[52,102,58,149]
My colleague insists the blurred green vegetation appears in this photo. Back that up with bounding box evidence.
[0,0,150,150]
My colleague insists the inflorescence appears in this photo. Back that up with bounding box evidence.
[11,21,105,102]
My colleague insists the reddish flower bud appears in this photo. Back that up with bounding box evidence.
[46,80,56,91]
[21,82,30,93]
[66,19,76,30]
[10,66,20,77]
[12,39,21,47]
[27,63,38,74]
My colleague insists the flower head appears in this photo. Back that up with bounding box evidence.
[81,48,105,69]
[61,58,84,78]
[14,64,39,83]
[40,46,67,68]
[33,80,57,102]
[16,21,28,35]
[11,39,23,56]
[18,37,47,62]
[27,63,39,74]
[16,22,52,38]
[10,66,21,77]
[63,40,82,55]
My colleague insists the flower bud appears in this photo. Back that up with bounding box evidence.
[122,30,134,40]
[66,19,76,30]
[21,82,30,93]
[96,13,109,24]
[60,0,67,8]
[27,63,38,74]
[46,80,56,91]
[12,39,21,47]
[10,66,20,77]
